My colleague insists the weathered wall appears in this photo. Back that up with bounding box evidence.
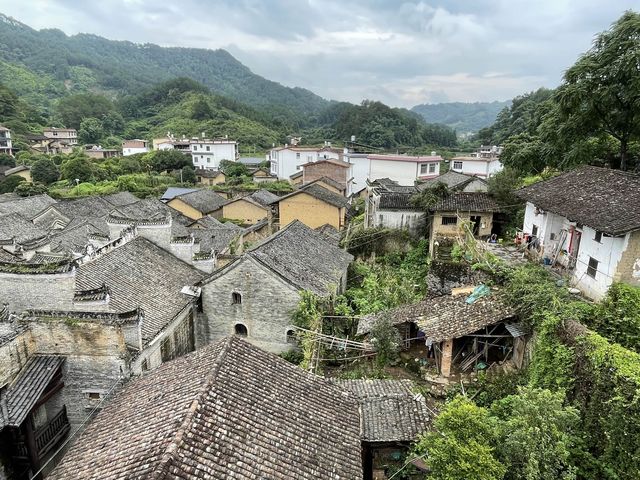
[199,257,299,353]
[222,199,269,225]
[0,271,76,314]
[303,162,347,190]
[167,198,205,220]
[279,192,342,230]
[614,230,640,287]
[432,212,493,237]
[373,209,424,234]
[0,329,35,387]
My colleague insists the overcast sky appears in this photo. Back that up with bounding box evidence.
[0,1,637,107]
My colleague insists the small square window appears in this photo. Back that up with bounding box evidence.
[453,161,463,170]
[206,146,210,151]
[420,164,428,174]
[594,231,602,243]
[587,257,598,278]
[441,216,457,226]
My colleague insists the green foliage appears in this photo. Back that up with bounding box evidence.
[59,152,97,183]
[588,283,640,352]
[412,396,506,480]
[291,291,325,372]
[0,153,15,167]
[78,117,105,144]
[491,387,580,480]
[279,349,304,366]
[190,96,214,120]
[220,159,249,177]
[56,93,116,130]
[411,182,450,211]
[0,175,25,193]
[180,165,196,184]
[411,101,511,134]
[14,182,48,197]
[369,315,401,368]
[147,149,191,172]
[31,157,60,184]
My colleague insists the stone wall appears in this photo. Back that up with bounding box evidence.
[199,257,299,353]
[0,329,35,386]
[613,230,640,287]
[0,271,76,314]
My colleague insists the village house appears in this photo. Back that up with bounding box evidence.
[194,168,225,186]
[450,145,503,178]
[0,125,12,156]
[418,169,488,192]
[4,166,32,183]
[268,143,342,180]
[250,167,277,183]
[189,135,238,170]
[301,158,351,194]
[335,379,432,479]
[274,183,349,230]
[121,139,149,156]
[221,189,279,226]
[344,152,443,196]
[517,166,640,300]
[25,135,73,155]
[429,192,499,255]
[48,337,363,480]
[365,178,422,234]
[166,189,227,220]
[42,128,77,146]
[84,146,119,160]
[199,221,353,353]
[357,290,524,378]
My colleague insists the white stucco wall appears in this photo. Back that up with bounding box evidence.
[374,209,424,233]
[269,148,341,180]
[123,147,149,156]
[369,159,419,185]
[191,142,237,170]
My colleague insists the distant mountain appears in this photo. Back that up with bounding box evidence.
[410,101,511,134]
[0,13,328,126]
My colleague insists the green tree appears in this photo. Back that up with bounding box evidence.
[220,159,249,177]
[191,97,214,120]
[78,117,105,144]
[31,157,60,185]
[0,153,15,167]
[148,149,191,172]
[412,396,506,480]
[60,152,96,183]
[370,315,401,368]
[491,387,580,480]
[56,93,114,129]
[0,175,25,194]
[179,165,196,184]
[14,182,48,197]
[556,11,640,170]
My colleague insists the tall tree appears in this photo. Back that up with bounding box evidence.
[556,11,640,170]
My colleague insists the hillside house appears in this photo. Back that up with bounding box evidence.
[365,179,423,234]
[42,128,77,146]
[275,183,349,230]
[166,189,227,220]
[345,152,443,196]
[250,167,277,183]
[190,136,238,170]
[199,221,353,353]
[25,135,73,155]
[268,144,341,179]
[0,125,12,156]
[195,168,226,186]
[4,165,32,183]
[517,166,640,300]
[48,337,363,480]
[84,146,119,160]
[418,169,488,192]
[221,189,278,226]
[121,139,149,156]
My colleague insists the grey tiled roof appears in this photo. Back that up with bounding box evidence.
[102,191,139,207]
[0,213,49,245]
[250,189,280,206]
[278,183,349,208]
[2,355,64,428]
[334,379,432,443]
[49,337,363,480]
[432,192,499,212]
[378,192,420,210]
[418,170,486,191]
[110,199,171,223]
[160,187,198,201]
[174,189,227,213]
[247,220,353,295]
[0,321,28,347]
[0,194,57,219]
[358,292,515,340]
[370,178,418,194]
[516,166,640,235]
[49,219,109,254]
[76,237,204,344]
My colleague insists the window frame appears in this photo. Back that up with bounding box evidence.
[441,216,457,226]
[587,256,599,278]
[232,292,242,304]
[452,161,463,170]
[594,230,602,243]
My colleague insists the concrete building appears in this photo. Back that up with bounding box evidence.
[517,166,640,300]
[344,152,443,196]
[450,156,503,178]
[268,144,341,180]
[274,183,349,230]
[0,125,12,156]
[42,128,77,146]
[190,137,238,170]
[199,221,352,353]
[121,139,149,156]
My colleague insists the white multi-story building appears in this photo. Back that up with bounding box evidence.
[268,144,341,180]
[450,156,503,177]
[122,139,150,156]
[43,127,78,146]
[344,152,443,196]
[190,137,238,170]
[0,125,12,156]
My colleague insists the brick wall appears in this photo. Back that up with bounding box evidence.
[199,256,299,353]
[303,162,347,189]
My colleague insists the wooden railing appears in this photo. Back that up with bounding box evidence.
[35,406,70,458]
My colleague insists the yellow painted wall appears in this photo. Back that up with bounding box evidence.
[431,211,493,238]
[315,180,341,194]
[279,192,344,230]
[198,174,226,186]
[222,199,269,225]
[10,170,32,182]
[167,198,222,220]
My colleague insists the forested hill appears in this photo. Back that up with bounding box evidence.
[411,100,511,134]
[0,13,328,124]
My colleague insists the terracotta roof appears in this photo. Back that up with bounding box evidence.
[76,237,204,344]
[173,189,227,214]
[335,379,431,443]
[358,292,515,340]
[278,183,349,208]
[49,337,363,480]
[516,166,640,235]
[432,192,499,212]
[210,221,352,296]
[2,355,64,428]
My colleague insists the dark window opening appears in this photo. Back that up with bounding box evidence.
[594,231,602,243]
[141,359,149,371]
[531,224,538,237]
[232,292,242,304]
[286,329,296,343]
[441,216,457,226]
[235,324,248,337]
[88,392,101,400]
[587,257,599,278]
